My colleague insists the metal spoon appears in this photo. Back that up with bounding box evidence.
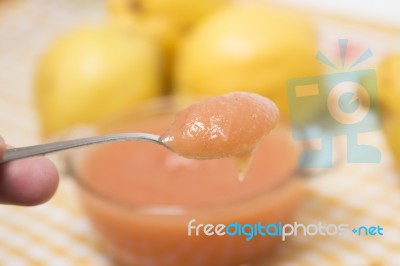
[0,133,166,164]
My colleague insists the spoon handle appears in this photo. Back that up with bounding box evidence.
[0,133,161,164]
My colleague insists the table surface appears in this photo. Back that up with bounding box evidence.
[1,1,400,265]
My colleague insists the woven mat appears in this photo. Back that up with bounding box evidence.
[1,1,400,265]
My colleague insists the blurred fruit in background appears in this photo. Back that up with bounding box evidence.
[369,54,400,170]
[107,0,229,30]
[382,115,400,170]
[107,0,230,79]
[174,3,323,123]
[34,0,324,138]
[374,54,400,115]
[34,0,230,138]
[34,24,162,138]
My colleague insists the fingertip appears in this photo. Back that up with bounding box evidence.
[0,156,59,206]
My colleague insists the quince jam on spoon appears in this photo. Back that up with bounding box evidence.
[160,92,279,180]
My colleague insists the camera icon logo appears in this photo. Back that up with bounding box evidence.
[287,40,381,168]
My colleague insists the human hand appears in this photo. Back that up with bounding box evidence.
[0,136,59,206]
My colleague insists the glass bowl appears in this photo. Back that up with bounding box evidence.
[68,96,307,266]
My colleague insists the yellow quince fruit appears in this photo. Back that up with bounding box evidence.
[34,24,163,138]
[107,0,229,30]
[373,54,400,170]
[106,0,230,75]
[375,54,400,114]
[174,3,323,122]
